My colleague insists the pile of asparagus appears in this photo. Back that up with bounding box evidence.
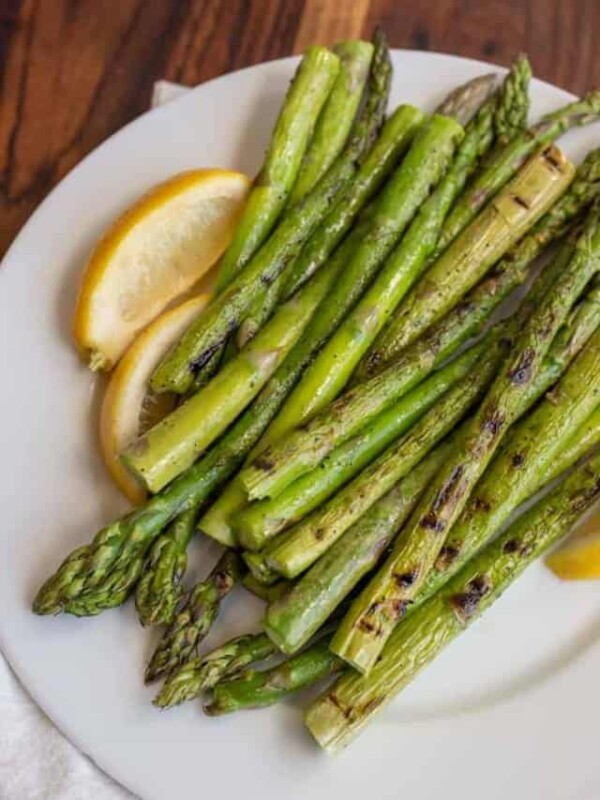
[34,31,600,753]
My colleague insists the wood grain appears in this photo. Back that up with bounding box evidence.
[1,0,599,258]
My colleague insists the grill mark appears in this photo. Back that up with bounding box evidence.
[450,574,491,621]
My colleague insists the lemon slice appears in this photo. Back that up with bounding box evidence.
[546,509,600,580]
[100,295,209,503]
[74,168,250,371]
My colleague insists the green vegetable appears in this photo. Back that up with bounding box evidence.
[154,632,277,709]
[150,42,392,396]
[135,509,196,627]
[264,338,505,583]
[205,640,342,714]
[433,89,600,257]
[306,450,600,752]
[123,253,344,493]
[235,341,485,545]
[357,146,600,381]
[361,144,574,362]
[263,440,452,653]
[144,550,244,683]
[332,209,600,673]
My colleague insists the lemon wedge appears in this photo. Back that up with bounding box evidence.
[546,509,600,580]
[73,168,250,371]
[100,295,209,503]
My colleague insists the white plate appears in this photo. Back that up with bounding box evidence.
[1,50,599,800]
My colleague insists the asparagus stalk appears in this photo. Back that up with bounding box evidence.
[135,508,196,627]
[306,451,600,753]
[145,551,244,683]
[204,409,600,712]
[154,632,277,709]
[213,46,340,293]
[263,440,452,653]
[260,62,515,422]
[256,90,494,432]
[150,46,393,396]
[197,122,470,545]
[287,41,374,205]
[426,308,600,596]
[205,640,342,715]
[210,406,600,714]
[263,338,505,582]
[198,79,495,541]
[282,33,414,297]
[235,104,424,349]
[235,41,375,352]
[37,226,391,615]
[347,297,600,633]
[241,146,574,499]
[235,341,485,548]
[434,73,497,124]
[123,250,344,493]
[332,209,600,673]
[242,154,600,500]
[358,147,600,380]
[253,114,464,442]
[493,54,531,145]
[432,89,600,258]
[355,144,574,362]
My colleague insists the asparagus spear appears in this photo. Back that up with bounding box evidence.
[257,62,516,423]
[333,209,600,673]
[196,77,500,543]
[264,338,505,583]
[263,440,452,653]
[254,90,495,433]
[282,39,416,299]
[235,41,375,352]
[427,309,600,594]
[287,41,374,205]
[33,180,596,619]
[243,154,600,499]
[240,146,572,497]
[213,46,340,294]
[135,509,196,627]
[198,126,473,544]
[145,550,244,683]
[150,46,394,396]
[306,451,600,753]
[493,54,531,145]
[270,279,600,655]
[432,89,600,258]
[154,632,277,709]
[251,114,463,442]
[234,341,485,548]
[207,407,600,712]
[36,226,393,615]
[434,73,497,124]
[353,144,574,362]
[124,248,345,493]
[205,640,342,715]
[358,147,600,380]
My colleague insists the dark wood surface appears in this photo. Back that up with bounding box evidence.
[2,0,599,258]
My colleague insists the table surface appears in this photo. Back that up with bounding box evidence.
[1,0,599,258]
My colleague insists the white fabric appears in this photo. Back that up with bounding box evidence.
[0,79,190,800]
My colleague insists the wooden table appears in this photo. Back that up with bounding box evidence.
[2,0,599,257]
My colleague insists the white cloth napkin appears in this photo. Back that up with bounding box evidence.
[0,80,190,800]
